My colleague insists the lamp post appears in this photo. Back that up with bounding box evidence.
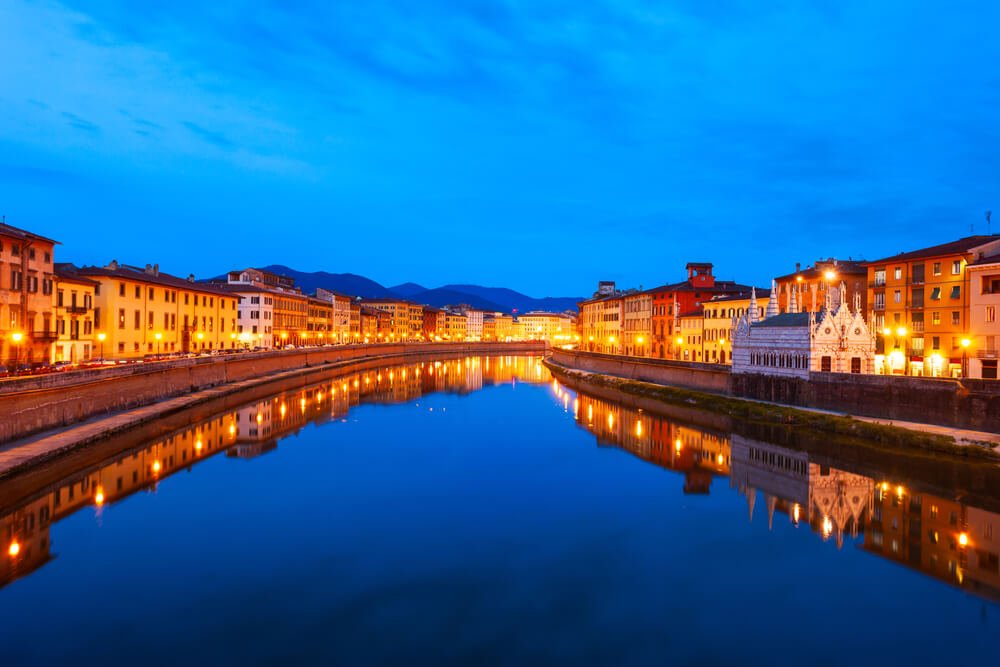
[97,332,106,360]
[961,337,971,378]
[10,331,24,370]
[154,331,162,357]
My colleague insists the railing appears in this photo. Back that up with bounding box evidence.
[63,305,89,314]
[869,280,886,288]
[977,350,999,359]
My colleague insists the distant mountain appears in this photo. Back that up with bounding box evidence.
[429,284,581,314]
[208,265,582,313]
[397,287,508,313]
[388,282,427,298]
[254,265,393,298]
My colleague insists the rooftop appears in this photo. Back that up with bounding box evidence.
[752,312,812,328]
[0,222,59,246]
[75,262,232,295]
[870,234,1000,264]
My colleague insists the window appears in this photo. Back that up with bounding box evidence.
[894,290,901,304]
[932,262,941,276]
[932,336,940,350]
[851,357,862,374]
[911,288,924,308]
[135,285,141,298]
[930,287,941,300]
[951,311,960,326]
[118,308,126,329]
[134,310,141,329]
[950,286,961,299]
[119,282,125,296]
[912,264,925,283]
[874,268,886,286]
[148,287,154,300]
[932,311,941,325]
[894,267,902,280]
[57,290,64,307]
[987,306,997,323]
[952,260,961,275]
[821,356,832,372]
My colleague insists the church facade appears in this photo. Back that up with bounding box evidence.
[732,281,877,379]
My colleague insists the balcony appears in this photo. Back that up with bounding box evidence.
[977,350,999,359]
[869,281,886,289]
[63,305,89,314]
[30,329,59,343]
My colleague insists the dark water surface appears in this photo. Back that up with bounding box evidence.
[1,355,997,666]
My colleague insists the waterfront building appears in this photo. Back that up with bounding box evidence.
[219,284,273,349]
[52,265,97,363]
[361,299,421,341]
[0,222,57,367]
[481,314,497,342]
[518,311,575,345]
[444,311,468,341]
[348,301,361,343]
[306,296,334,344]
[732,285,876,377]
[451,306,484,341]
[315,288,352,343]
[649,263,755,360]
[773,258,868,315]
[866,235,1000,377]
[622,291,652,356]
[701,289,768,365]
[359,304,391,342]
[492,313,515,342]
[74,262,238,359]
[422,306,445,340]
[218,268,308,348]
[578,281,624,354]
[677,308,705,361]
[966,252,1000,379]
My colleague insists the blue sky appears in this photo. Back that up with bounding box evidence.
[1,1,997,295]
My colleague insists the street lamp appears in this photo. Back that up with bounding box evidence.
[97,332,106,360]
[9,331,24,369]
[154,331,162,357]
[961,337,971,378]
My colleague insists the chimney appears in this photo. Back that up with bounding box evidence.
[106,259,119,270]
[795,262,801,273]
[188,274,195,282]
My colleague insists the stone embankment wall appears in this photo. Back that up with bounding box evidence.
[0,342,546,444]
[549,348,1000,433]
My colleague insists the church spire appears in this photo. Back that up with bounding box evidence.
[788,285,798,314]
[765,280,779,319]
[748,288,760,323]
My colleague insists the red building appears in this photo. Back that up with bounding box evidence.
[650,263,754,359]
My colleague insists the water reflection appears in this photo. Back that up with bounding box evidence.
[556,381,1000,605]
[0,355,547,588]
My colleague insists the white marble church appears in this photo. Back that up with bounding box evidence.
[732,281,876,378]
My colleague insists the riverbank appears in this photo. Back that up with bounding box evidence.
[544,357,1000,461]
[0,342,544,458]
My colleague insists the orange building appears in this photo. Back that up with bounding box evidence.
[867,235,1000,376]
[773,258,868,315]
[0,222,58,368]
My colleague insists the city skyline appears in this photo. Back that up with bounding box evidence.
[2,1,998,294]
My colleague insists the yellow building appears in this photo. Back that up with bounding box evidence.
[349,301,361,343]
[53,266,97,363]
[677,308,704,361]
[517,311,576,346]
[74,261,239,359]
[360,299,421,341]
[622,291,652,356]
[306,296,333,344]
[579,283,623,354]
[444,312,468,341]
[867,235,1000,376]
[701,289,767,365]
[0,222,58,368]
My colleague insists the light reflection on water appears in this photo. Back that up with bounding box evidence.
[0,355,997,666]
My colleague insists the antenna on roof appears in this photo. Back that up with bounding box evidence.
[987,210,993,235]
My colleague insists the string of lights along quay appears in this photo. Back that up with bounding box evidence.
[0,355,996,666]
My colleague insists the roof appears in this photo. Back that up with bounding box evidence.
[705,289,770,303]
[752,312,811,328]
[360,297,417,305]
[869,235,1000,264]
[645,280,756,296]
[678,307,704,318]
[0,222,59,245]
[54,263,100,286]
[774,260,868,282]
[75,263,232,296]
[969,252,1000,267]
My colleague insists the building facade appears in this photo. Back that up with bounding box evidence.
[773,258,868,315]
[867,235,1000,377]
[1,223,58,368]
[967,253,1000,379]
[701,289,767,365]
[52,266,97,364]
[622,291,652,357]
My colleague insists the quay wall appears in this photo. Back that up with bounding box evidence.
[0,342,546,444]
[549,348,1000,433]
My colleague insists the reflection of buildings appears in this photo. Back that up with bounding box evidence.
[1,355,548,589]
[567,388,730,494]
[728,433,1000,602]
[731,435,873,547]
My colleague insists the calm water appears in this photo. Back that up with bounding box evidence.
[1,355,997,666]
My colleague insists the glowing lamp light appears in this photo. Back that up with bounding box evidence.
[152,460,162,474]
[94,488,105,505]
[795,275,804,283]
[8,541,20,557]
[196,332,204,341]
[822,516,833,537]
[10,332,24,343]
[154,332,162,341]
[882,328,892,337]
[961,338,971,349]
[716,453,724,465]
[97,332,107,342]
[635,421,643,437]
[896,326,907,337]
[823,270,836,281]
[195,439,203,452]
[674,438,682,452]
[719,338,726,346]
[958,532,969,548]
[675,337,683,345]
[228,424,236,436]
